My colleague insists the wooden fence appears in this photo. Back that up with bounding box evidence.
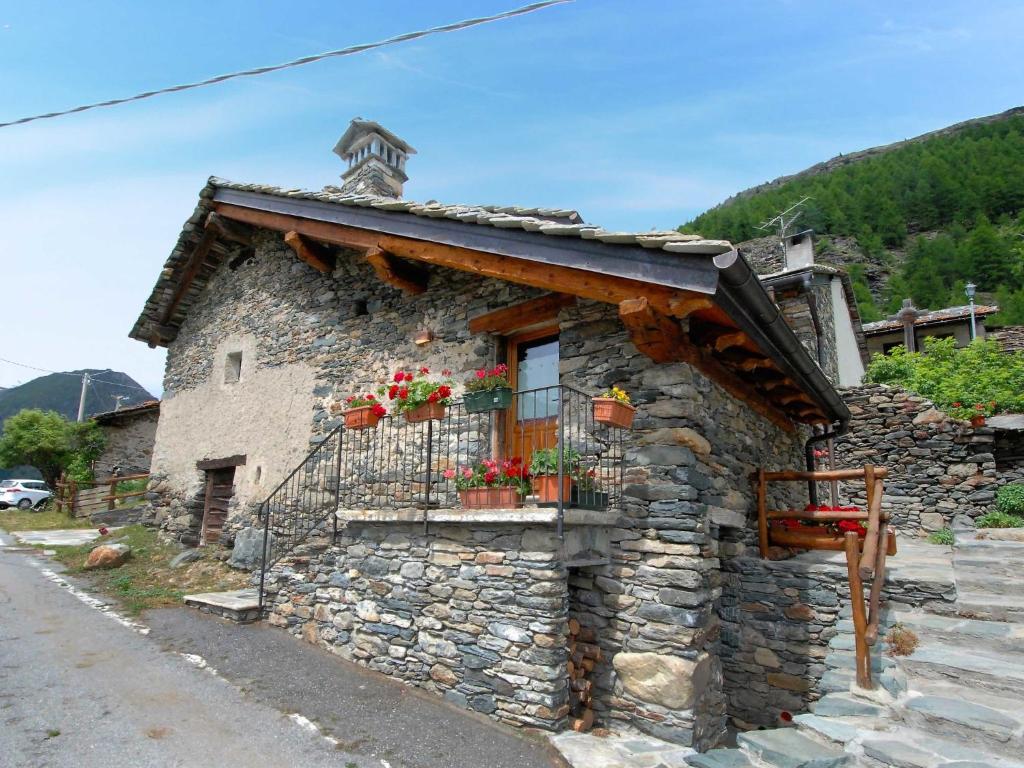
[54,472,150,518]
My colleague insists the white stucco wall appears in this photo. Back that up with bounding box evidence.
[150,333,317,507]
[830,277,866,386]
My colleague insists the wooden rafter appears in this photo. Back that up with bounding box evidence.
[284,231,334,273]
[469,293,576,335]
[737,357,778,372]
[667,296,713,319]
[160,227,219,328]
[618,297,686,364]
[365,247,428,295]
[714,330,755,353]
[205,212,253,246]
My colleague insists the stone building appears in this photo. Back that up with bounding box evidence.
[862,300,999,357]
[129,119,855,748]
[92,400,160,477]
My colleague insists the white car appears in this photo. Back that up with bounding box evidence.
[0,479,52,510]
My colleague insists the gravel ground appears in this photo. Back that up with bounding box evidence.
[0,535,563,768]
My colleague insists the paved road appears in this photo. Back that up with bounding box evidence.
[0,540,563,768]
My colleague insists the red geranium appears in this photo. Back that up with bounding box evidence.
[377,369,456,415]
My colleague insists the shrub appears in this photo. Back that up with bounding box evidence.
[976,510,1024,529]
[864,337,1024,417]
[884,624,919,656]
[928,528,954,545]
[995,484,1024,516]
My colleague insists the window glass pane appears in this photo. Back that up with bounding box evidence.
[516,336,559,419]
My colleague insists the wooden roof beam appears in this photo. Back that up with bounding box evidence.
[366,247,428,295]
[205,212,253,246]
[469,293,576,335]
[619,297,687,364]
[668,296,713,319]
[714,330,756,353]
[160,227,219,327]
[284,231,335,274]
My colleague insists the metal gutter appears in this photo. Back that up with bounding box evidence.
[713,250,851,427]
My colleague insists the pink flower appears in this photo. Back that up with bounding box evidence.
[462,468,473,479]
[476,370,486,379]
[443,469,456,479]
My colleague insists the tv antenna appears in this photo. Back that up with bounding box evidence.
[756,196,812,269]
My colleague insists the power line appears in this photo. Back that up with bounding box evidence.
[0,356,153,395]
[0,0,571,130]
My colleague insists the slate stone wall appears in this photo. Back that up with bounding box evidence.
[94,409,159,477]
[833,383,1023,532]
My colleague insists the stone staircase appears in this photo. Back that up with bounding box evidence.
[688,531,1024,768]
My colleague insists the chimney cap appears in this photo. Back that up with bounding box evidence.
[332,118,417,159]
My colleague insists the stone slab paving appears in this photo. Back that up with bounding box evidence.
[183,588,262,623]
[550,731,694,768]
[10,528,111,546]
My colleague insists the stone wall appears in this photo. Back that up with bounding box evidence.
[266,523,571,730]
[833,383,1019,532]
[94,408,159,476]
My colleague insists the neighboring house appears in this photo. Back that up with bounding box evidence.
[861,300,999,356]
[129,119,851,748]
[987,324,1024,354]
[91,400,160,476]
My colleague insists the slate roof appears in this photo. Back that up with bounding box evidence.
[130,177,732,345]
[92,400,160,424]
[862,304,1000,335]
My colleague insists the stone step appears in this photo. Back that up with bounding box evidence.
[183,589,262,623]
[686,748,756,768]
[809,693,889,719]
[956,537,1024,553]
[792,714,870,745]
[737,728,850,768]
[902,694,1023,759]
[956,591,1024,622]
[823,648,896,674]
[862,726,1024,768]
[900,642,1024,696]
[876,610,1024,657]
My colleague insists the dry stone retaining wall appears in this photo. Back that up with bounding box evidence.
[834,383,1022,532]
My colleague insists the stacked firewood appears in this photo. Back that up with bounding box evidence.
[566,618,601,732]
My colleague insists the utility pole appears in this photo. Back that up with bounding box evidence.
[76,373,90,422]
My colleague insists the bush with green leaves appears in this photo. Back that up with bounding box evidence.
[0,409,105,487]
[864,337,1024,417]
[975,510,1024,529]
[995,484,1024,516]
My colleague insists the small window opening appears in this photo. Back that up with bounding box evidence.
[255,466,262,483]
[225,351,242,383]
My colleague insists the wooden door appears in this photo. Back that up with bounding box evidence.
[505,329,560,465]
[201,467,235,546]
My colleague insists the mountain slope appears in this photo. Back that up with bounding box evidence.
[682,107,1024,324]
[0,370,153,429]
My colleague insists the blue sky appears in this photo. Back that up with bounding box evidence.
[1,0,1022,396]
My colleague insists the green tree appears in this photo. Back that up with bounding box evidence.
[0,409,105,487]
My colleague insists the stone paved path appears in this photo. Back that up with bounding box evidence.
[11,527,111,547]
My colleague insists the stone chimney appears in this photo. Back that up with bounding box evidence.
[333,118,416,198]
[897,298,920,352]
[784,230,815,270]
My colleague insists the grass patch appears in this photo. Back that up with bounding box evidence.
[928,528,954,545]
[51,524,249,615]
[884,623,920,656]
[976,510,1024,529]
[0,506,94,531]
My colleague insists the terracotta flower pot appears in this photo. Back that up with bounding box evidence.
[970,414,986,428]
[534,474,572,504]
[405,402,447,423]
[459,486,522,509]
[593,397,636,428]
[343,406,382,430]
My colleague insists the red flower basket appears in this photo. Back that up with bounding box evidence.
[405,401,447,423]
[459,487,522,509]
[343,405,383,430]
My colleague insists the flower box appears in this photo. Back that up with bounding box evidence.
[459,486,522,509]
[463,386,513,414]
[593,397,635,429]
[534,474,572,504]
[343,405,383,430]
[405,402,447,423]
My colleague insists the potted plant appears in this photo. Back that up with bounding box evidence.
[529,447,579,504]
[380,368,454,423]
[463,363,513,414]
[446,457,529,509]
[949,401,997,427]
[570,466,608,510]
[593,386,636,429]
[341,393,387,430]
